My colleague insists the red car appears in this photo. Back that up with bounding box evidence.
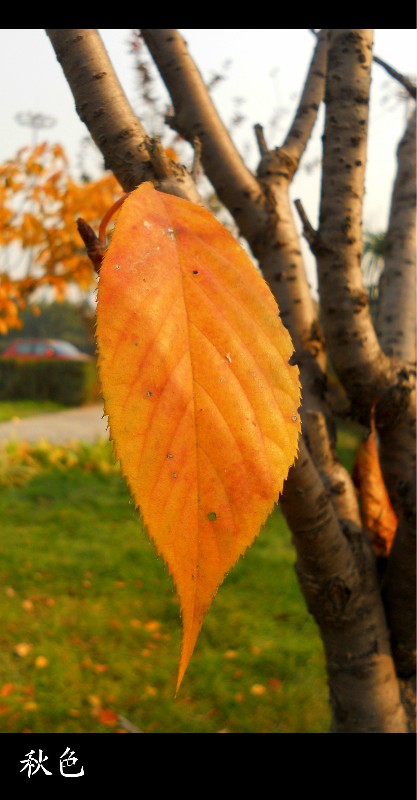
[0,338,93,361]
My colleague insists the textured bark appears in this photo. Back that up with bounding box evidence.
[383,476,416,678]
[377,111,416,365]
[305,411,362,537]
[316,29,395,422]
[45,29,201,203]
[314,33,415,713]
[281,441,407,732]
[281,31,329,163]
[374,111,416,695]
[46,29,152,191]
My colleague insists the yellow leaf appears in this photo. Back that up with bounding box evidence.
[250,684,267,696]
[34,656,49,669]
[87,694,101,708]
[14,643,32,658]
[144,620,161,632]
[96,182,301,689]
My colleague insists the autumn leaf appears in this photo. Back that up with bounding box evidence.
[0,143,121,331]
[96,181,301,689]
[14,643,33,658]
[353,414,398,557]
[98,708,118,726]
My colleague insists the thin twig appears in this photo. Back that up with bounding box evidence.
[77,218,106,274]
[294,198,324,255]
[147,136,174,180]
[373,55,416,100]
[191,136,202,180]
[254,123,268,156]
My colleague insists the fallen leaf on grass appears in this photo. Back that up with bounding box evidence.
[0,683,15,697]
[14,643,32,658]
[98,708,118,727]
[250,684,267,696]
[144,620,161,632]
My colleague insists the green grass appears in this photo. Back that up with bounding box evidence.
[0,424,361,733]
[0,400,67,423]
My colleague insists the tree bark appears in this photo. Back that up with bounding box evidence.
[315,30,397,422]
[45,29,201,203]
[46,29,152,191]
[374,107,416,701]
[377,111,416,366]
[281,441,407,732]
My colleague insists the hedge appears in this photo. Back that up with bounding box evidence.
[0,360,100,406]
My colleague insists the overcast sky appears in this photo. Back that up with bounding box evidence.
[0,29,415,290]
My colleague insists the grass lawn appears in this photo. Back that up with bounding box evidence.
[0,425,360,733]
[0,400,67,423]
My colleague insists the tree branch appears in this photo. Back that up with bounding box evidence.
[373,105,416,693]
[140,29,265,239]
[373,55,416,100]
[45,30,201,203]
[281,29,328,166]
[315,29,395,423]
[45,29,152,192]
[254,123,268,156]
[294,198,326,255]
[377,111,416,364]
[383,474,416,678]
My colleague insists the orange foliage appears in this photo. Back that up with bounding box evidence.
[0,142,121,332]
[353,415,398,557]
[96,182,301,689]
[164,147,179,163]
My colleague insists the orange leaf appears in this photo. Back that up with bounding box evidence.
[0,683,15,697]
[98,708,118,726]
[96,182,301,689]
[353,416,397,557]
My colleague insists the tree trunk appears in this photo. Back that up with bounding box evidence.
[46,27,415,732]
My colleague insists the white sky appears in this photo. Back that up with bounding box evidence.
[0,29,415,291]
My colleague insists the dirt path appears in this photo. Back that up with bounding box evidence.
[0,404,109,445]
